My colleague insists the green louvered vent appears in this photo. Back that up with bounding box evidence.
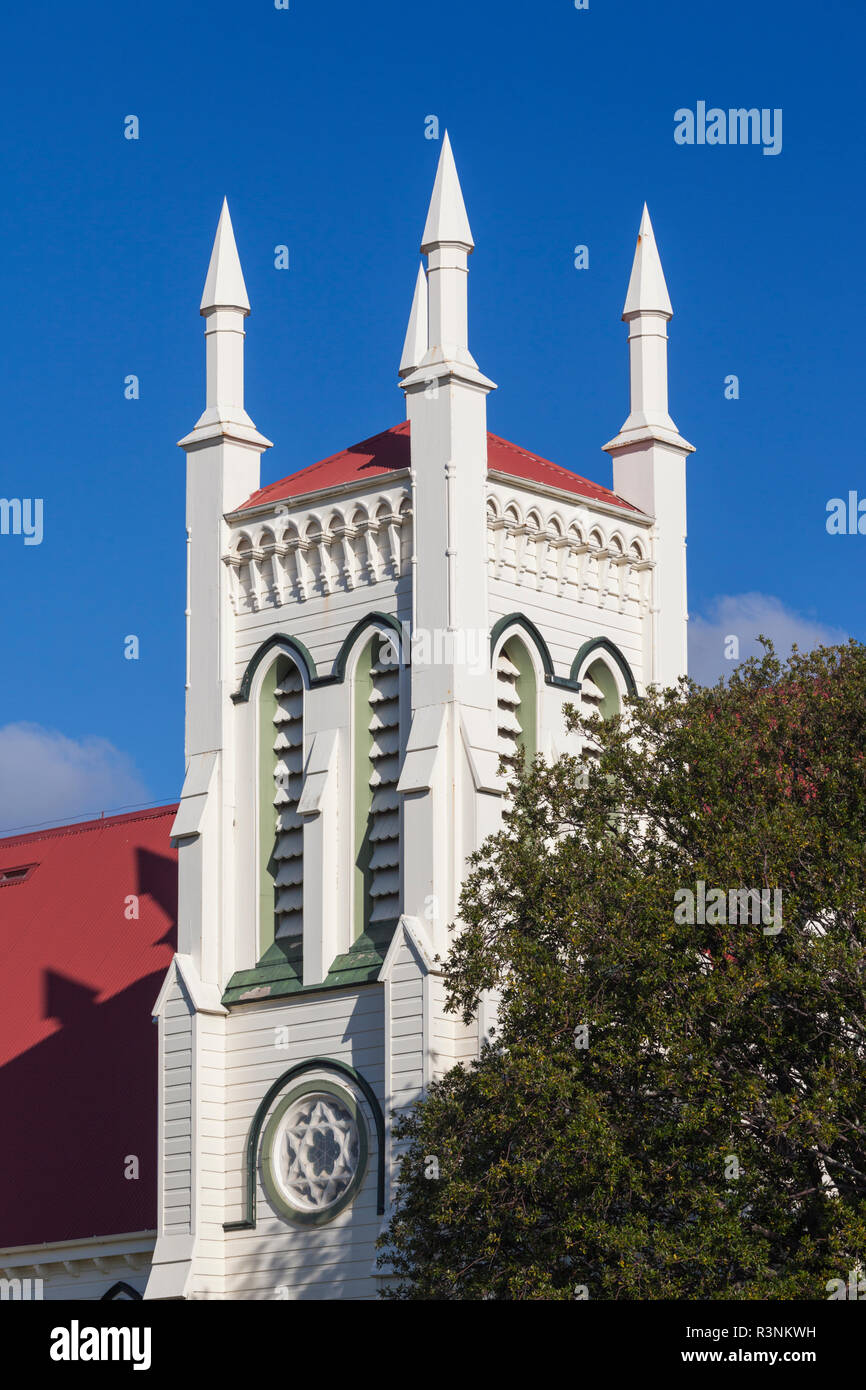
[367,651,401,924]
[496,645,523,774]
[495,638,537,776]
[272,664,304,940]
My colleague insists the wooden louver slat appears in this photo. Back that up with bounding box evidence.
[496,646,522,773]
[273,667,304,939]
[367,657,401,923]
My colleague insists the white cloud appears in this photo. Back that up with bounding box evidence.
[689,593,849,687]
[0,723,151,834]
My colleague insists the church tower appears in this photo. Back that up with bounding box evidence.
[146,146,692,1299]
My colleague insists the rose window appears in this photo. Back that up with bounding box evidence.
[272,1092,362,1213]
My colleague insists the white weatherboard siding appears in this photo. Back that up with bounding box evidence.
[195,1012,227,1297]
[233,578,412,686]
[162,980,194,1238]
[431,974,478,1074]
[211,988,385,1300]
[379,920,429,1291]
[489,581,645,681]
[147,957,228,1300]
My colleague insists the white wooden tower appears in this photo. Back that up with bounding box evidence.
[145,139,693,1300]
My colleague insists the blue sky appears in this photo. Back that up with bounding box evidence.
[0,0,862,831]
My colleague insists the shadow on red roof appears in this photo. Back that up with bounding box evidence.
[237,420,639,513]
[0,806,178,1247]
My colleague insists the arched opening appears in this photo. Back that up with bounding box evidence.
[354,634,401,939]
[495,635,538,773]
[581,657,621,721]
[260,654,304,957]
[101,1281,142,1301]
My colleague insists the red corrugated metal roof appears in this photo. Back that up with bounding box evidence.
[485,432,638,510]
[0,806,178,1247]
[237,421,639,513]
[240,421,412,510]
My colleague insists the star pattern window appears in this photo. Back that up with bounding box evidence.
[261,1081,369,1225]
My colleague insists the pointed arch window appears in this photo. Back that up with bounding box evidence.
[260,655,304,955]
[580,657,622,721]
[495,636,537,773]
[354,635,402,938]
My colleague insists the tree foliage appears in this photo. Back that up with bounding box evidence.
[379,641,866,1299]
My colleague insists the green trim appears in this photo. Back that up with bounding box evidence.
[224,1058,385,1231]
[261,1079,369,1226]
[232,634,317,704]
[354,637,376,941]
[489,613,555,679]
[546,673,583,692]
[489,613,582,692]
[258,657,279,958]
[570,637,638,697]
[221,922,395,1005]
[331,612,404,684]
[585,657,621,720]
[232,613,405,705]
[101,1281,142,1302]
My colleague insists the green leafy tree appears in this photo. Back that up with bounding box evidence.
[379,641,866,1299]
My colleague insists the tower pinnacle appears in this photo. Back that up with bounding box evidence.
[179,200,271,446]
[401,131,492,388]
[420,131,474,252]
[622,203,672,320]
[602,204,694,689]
[603,204,692,451]
[200,198,250,315]
[398,263,428,380]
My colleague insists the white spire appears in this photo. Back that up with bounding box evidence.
[399,263,428,379]
[401,132,492,385]
[602,204,694,691]
[622,203,672,320]
[420,131,474,252]
[200,198,250,315]
[179,199,272,447]
[603,204,692,451]
[399,134,495,951]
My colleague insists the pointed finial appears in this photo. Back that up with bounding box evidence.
[399,263,428,378]
[622,204,672,320]
[420,131,474,252]
[200,198,250,316]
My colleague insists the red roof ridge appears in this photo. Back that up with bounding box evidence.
[486,431,626,493]
[290,419,409,481]
[237,420,639,514]
[238,421,411,512]
[0,803,179,852]
[489,430,592,477]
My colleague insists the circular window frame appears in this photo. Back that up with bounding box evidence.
[260,1078,369,1226]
